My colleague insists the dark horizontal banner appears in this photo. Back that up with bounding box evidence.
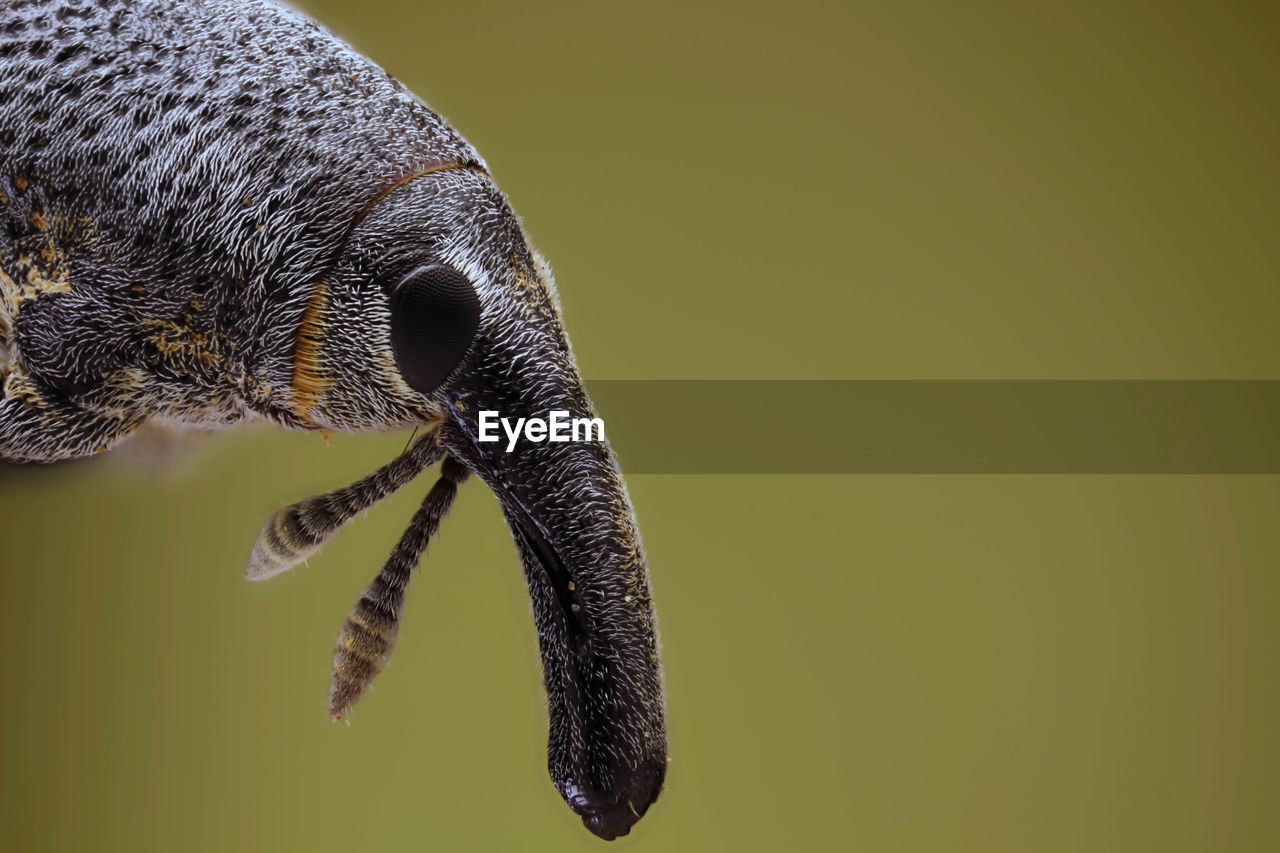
[583,380,1280,474]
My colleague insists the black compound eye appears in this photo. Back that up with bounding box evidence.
[389,264,481,394]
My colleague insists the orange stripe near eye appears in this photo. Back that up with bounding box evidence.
[286,159,487,424]
[352,160,487,229]
[289,279,329,422]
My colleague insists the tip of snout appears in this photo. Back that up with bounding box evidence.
[564,763,665,841]
[579,801,643,841]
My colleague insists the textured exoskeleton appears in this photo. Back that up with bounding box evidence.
[0,0,665,839]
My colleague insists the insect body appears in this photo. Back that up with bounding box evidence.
[0,0,666,839]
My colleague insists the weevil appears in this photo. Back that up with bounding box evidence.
[0,0,666,839]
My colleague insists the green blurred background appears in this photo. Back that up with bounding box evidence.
[2,0,1278,850]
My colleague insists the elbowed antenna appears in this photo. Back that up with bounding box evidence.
[244,430,446,580]
[330,456,470,719]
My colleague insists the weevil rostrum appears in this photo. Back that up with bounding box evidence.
[0,0,666,839]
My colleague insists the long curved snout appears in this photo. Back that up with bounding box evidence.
[440,369,667,840]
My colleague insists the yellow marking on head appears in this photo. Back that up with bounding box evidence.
[0,264,18,321]
[3,208,92,314]
[1,254,71,313]
[14,175,27,190]
[136,318,232,368]
[23,262,69,294]
[2,365,65,426]
[100,366,150,397]
[287,279,330,422]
